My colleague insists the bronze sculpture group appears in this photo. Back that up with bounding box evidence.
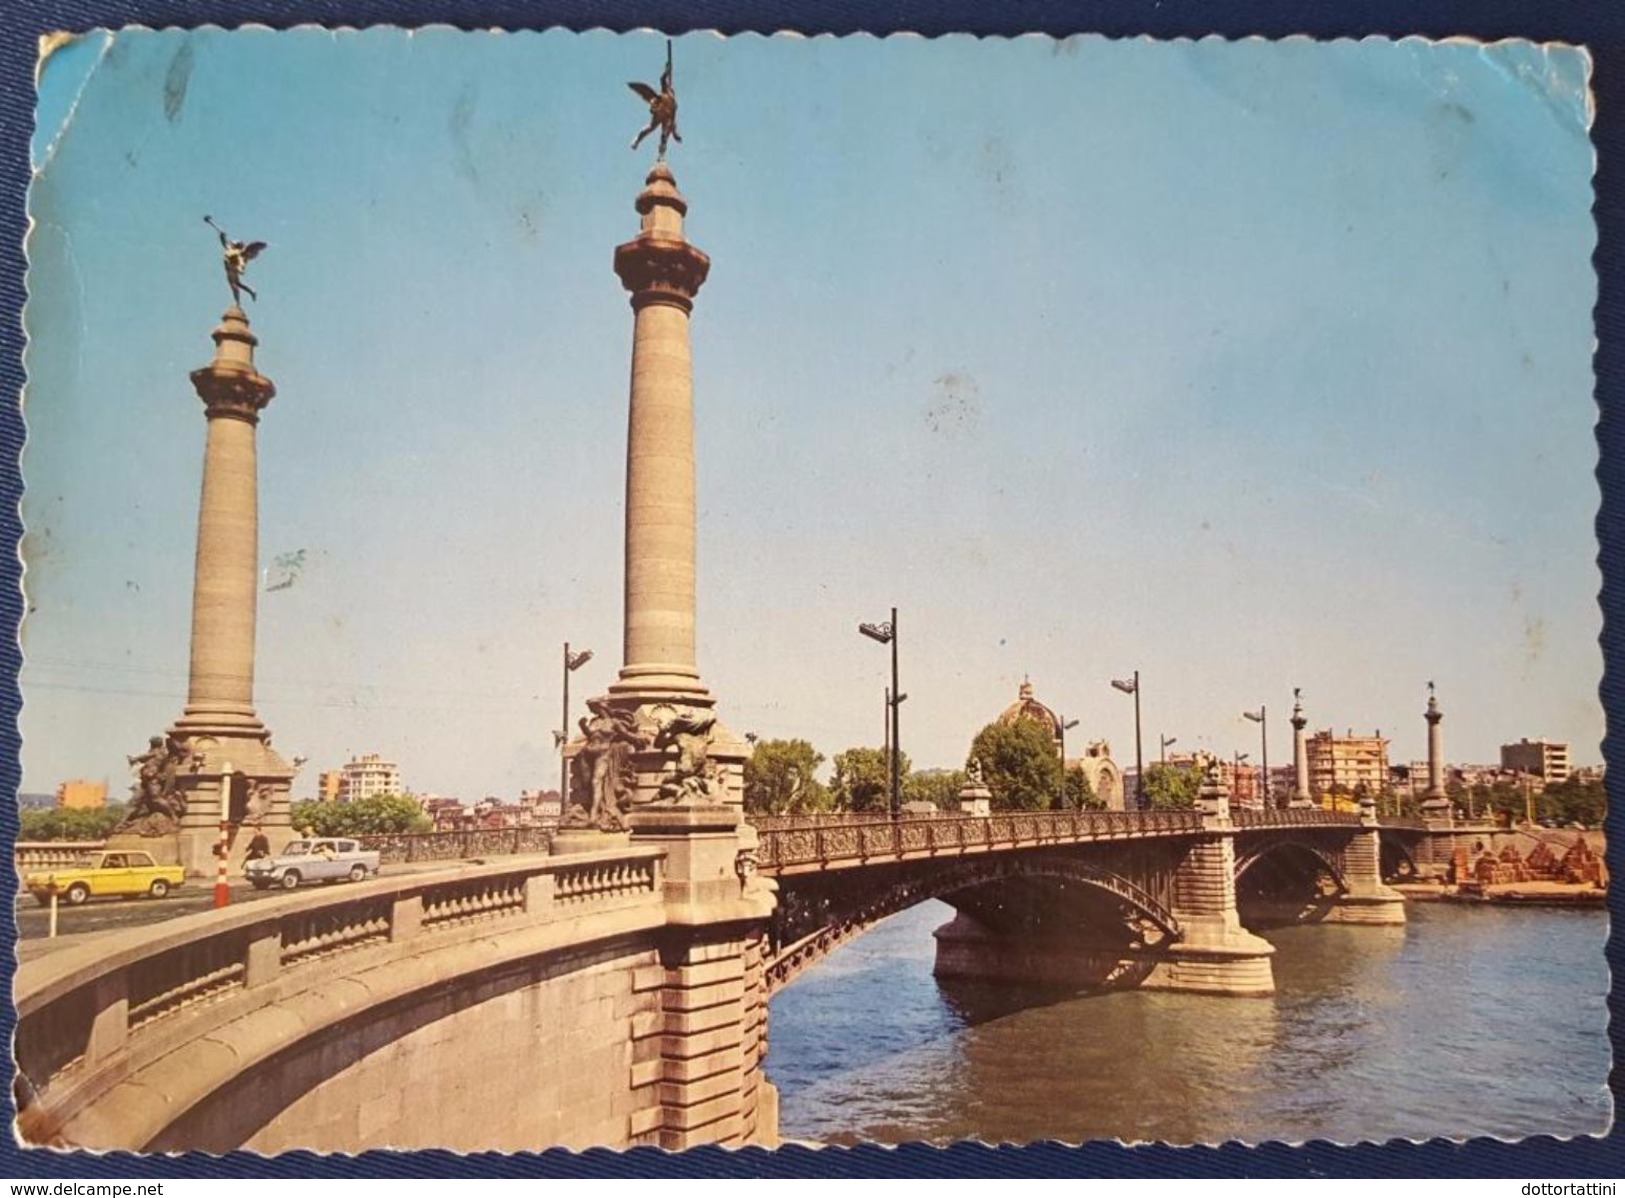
[120,733,196,835]
[563,701,724,832]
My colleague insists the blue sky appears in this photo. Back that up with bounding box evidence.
[22,30,1598,798]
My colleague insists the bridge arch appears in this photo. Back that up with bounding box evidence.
[1379,834,1420,880]
[1232,835,1352,926]
[1234,836,1348,892]
[767,853,1179,993]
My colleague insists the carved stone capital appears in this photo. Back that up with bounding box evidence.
[191,366,275,424]
[613,236,710,312]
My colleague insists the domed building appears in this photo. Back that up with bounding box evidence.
[992,679,1126,811]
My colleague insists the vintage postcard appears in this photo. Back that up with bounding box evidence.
[12,26,1608,1157]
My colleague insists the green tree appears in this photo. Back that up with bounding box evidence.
[831,747,911,814]
[1065,765,1101,810]
[743,738,832,815]
[290,794,432,837]
[1543,776,1606,826]
[19,803,129,841]
[968,720,1062,811]
[1140,762,1200,810]
[904,769,966,811]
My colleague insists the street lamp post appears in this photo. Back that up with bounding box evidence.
[1160,734,1177,766]
[860,609,901,819]
[883,687,891,766]
[1243,706,1268,809]
[1058,715,1080,808]
[1233,750,1250,806]
[558,643,593,821]
[1111,671,1143,809]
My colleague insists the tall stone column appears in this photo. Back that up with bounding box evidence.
[119,306,296,876]
[1420,683,1450,824]
[610,162,712,703]
[175,307,273,732]
[1290,689,1311,807]
[582,161,774,1147]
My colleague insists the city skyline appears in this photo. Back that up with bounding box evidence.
[21,30,1599,799]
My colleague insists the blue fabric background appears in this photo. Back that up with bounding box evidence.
[0,0,1618,1179]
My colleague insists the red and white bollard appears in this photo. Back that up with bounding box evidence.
[215,761,233,909]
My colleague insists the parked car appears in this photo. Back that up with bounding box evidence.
[23,850,186,906]
[244,838,381,890]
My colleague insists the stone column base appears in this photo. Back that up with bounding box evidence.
[1138,942,1276,997]
[1138,912,1276,997]
[628,804,748,910]
[933,913,1154,988]
[552,829,631,856]
[931,911,1277,997]
[114,726,297,878]
[1320,888,1408,925]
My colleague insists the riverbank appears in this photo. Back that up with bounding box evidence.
[1393,880,1607,907]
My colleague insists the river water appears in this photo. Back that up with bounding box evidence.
[766,900,1612,1146]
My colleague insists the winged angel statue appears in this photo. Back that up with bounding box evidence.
[204,215,267,306]
[628,41,682,159]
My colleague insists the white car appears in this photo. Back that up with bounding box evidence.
[244,838,381,890]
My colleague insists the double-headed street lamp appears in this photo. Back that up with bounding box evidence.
[1160,734,1177,766]
[1243,705,1268,809]
[1111,671,1143,809]
[859,608,902,819]
[1058,715,1080,808]
[557,643,593,819]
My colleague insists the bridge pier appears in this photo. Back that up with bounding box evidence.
[627,804,778,1149]
[1322,809,1407,925]
[932,912,1158,989]
[1150,826,1277,996]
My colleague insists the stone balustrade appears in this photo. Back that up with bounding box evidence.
[14,842,106,870]
[13,829,555,877]
[15,845,665,1147]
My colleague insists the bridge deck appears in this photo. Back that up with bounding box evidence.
[753,808,1366,874]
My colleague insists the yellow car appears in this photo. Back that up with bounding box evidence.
[24,850,187,906]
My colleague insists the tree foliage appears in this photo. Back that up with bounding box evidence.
[290,794,432,837]
[743,738,832,815]
[831,746,911,813]
[1066,765,1101,810]
[1140,762,1200,810]
[968,720,1062,811]
[905,769,966,811]
[1543,775,1607,826]
[1464,775,1606,828]
[19,803,129,841]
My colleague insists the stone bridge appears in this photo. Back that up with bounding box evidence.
[753,805,1408,995]
[14,803,1417,1156]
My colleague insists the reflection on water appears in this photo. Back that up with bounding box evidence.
[767,900,1610,1146]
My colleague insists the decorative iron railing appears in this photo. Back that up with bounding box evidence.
[1231,809,1363,829]
[14,846,665,1106]
[754,809,1207,871]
